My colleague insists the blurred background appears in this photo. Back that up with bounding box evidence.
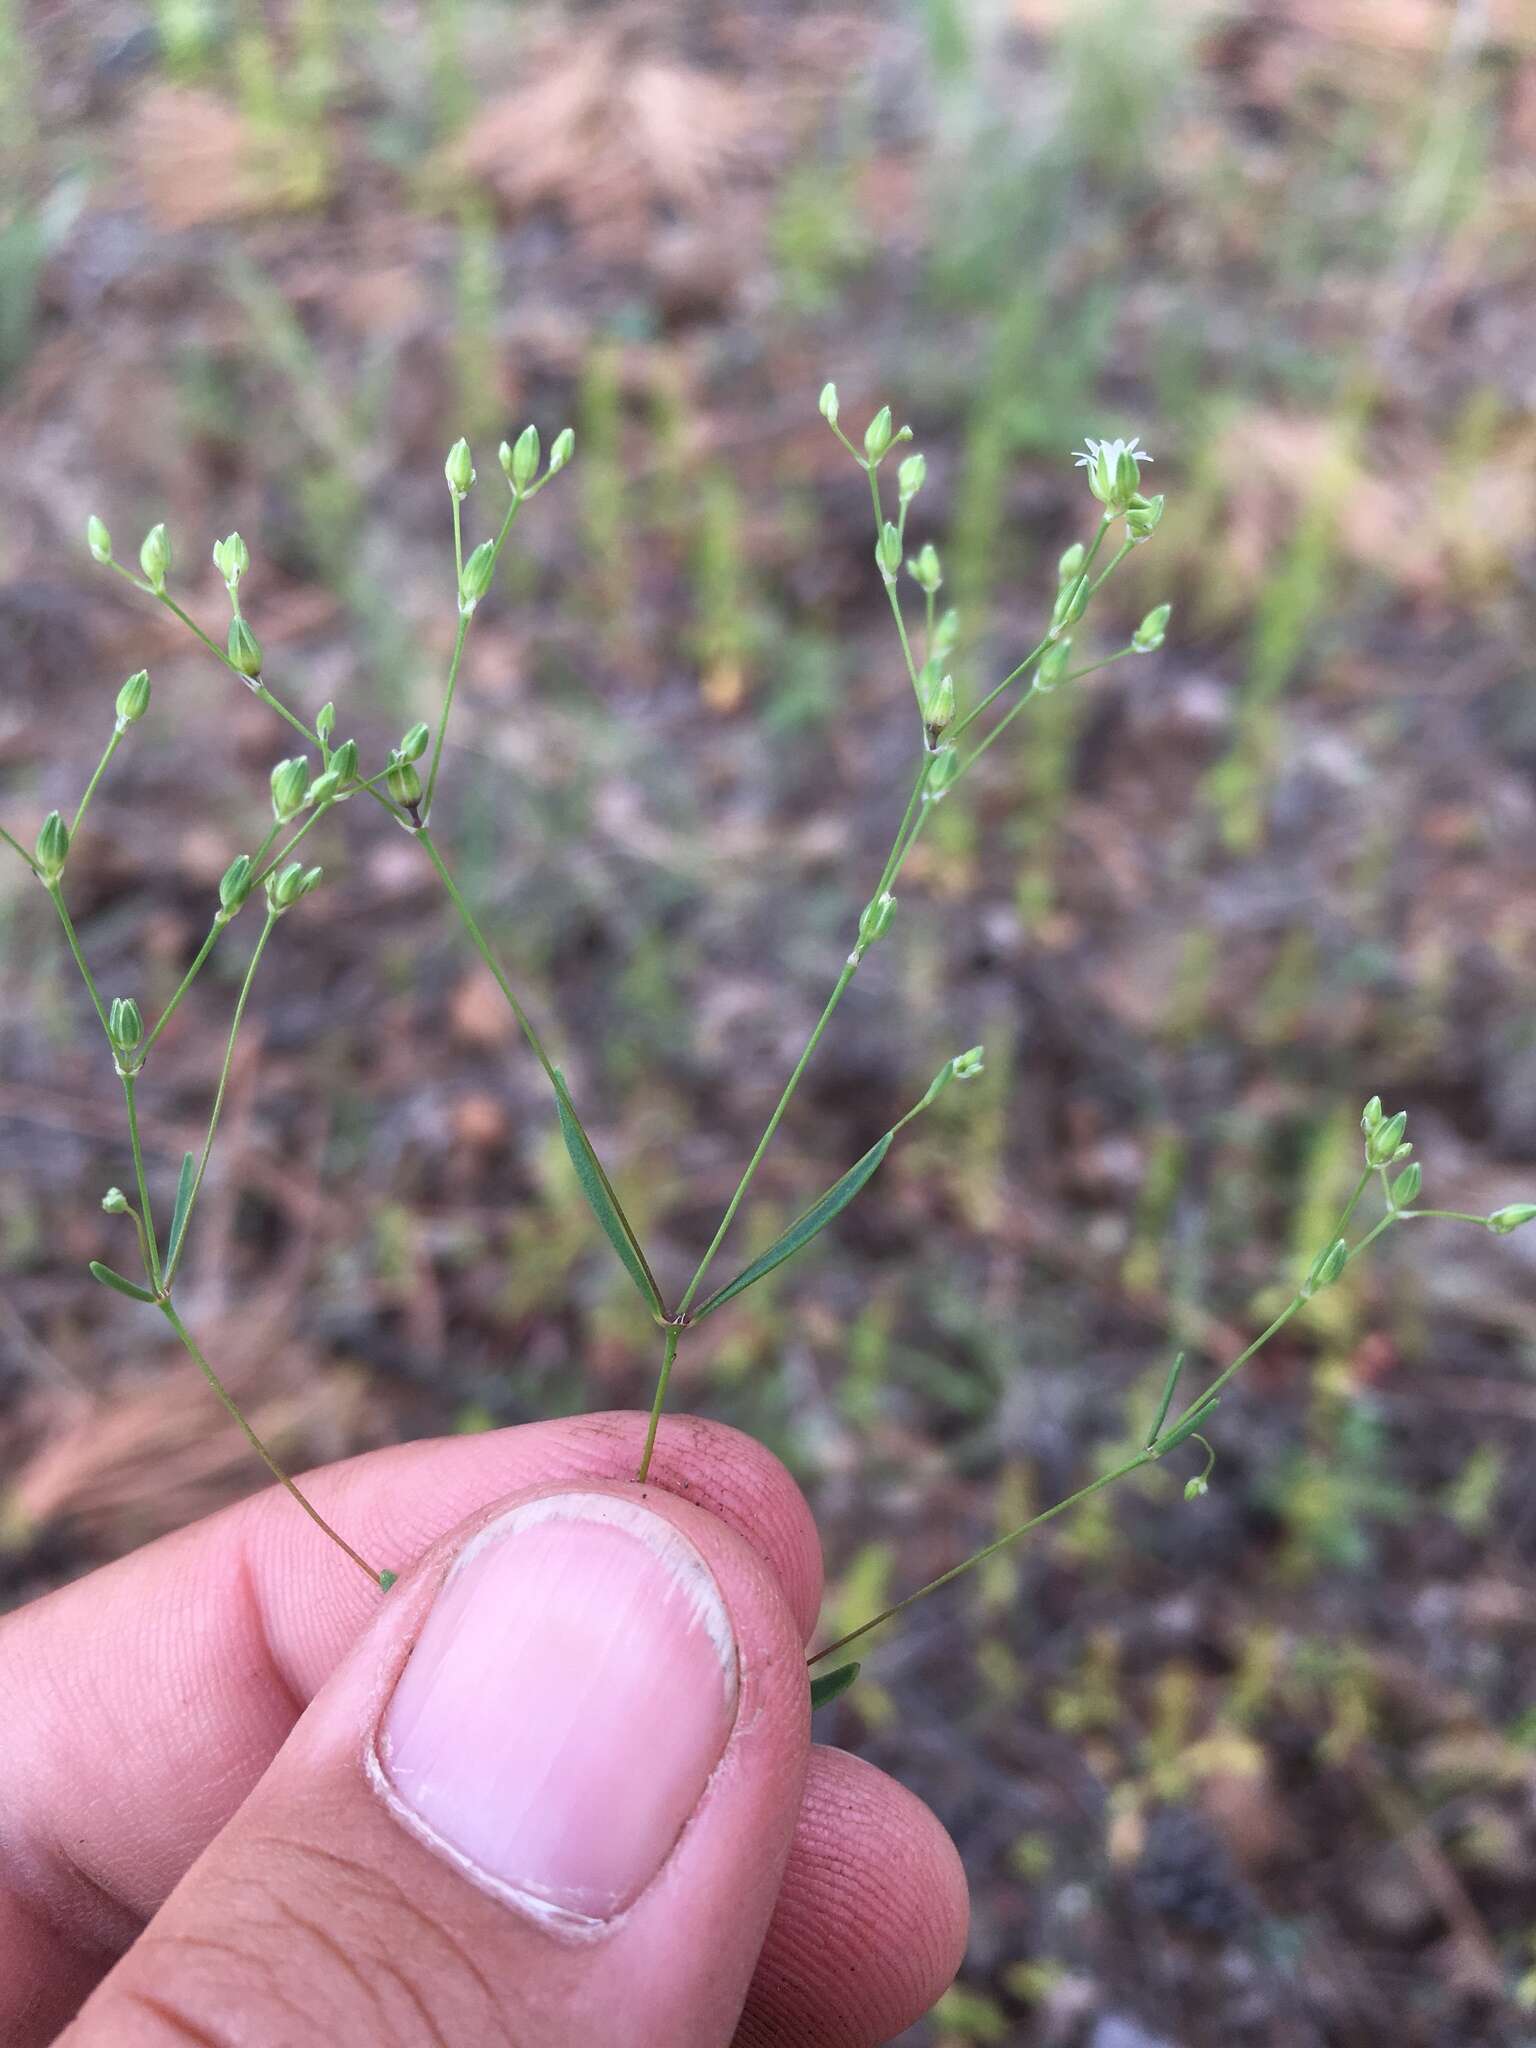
[2,0,1536,2040]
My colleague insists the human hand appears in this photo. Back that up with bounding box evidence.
[1,1412,968,2045]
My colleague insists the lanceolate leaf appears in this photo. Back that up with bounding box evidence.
[89,1261,157,1303]
[553,1071,664,1318]
[166,1150,197,1269]
[809,1662,861,1710]
[692,1132,894,1323]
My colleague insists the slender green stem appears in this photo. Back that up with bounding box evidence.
[162,910,277,1290]
[121,1199,157,1283]
[71,729,123,837]
[813,1166,1389,1666]
[677,958,860,1324]
[635,1325,681,1485]
[451,492,464,584]
[423,615,470,825]
[1087,538,1134,596]
[140,823,288,1060]
[423,492,524,825]
[810,1449,1155,1665]
[120,1073,161,1286]
[158,1298,385,1586]
[0,823,39,873]
[45,885,112,1035]
[1401,1208,1489,1227]
[868,469,921,700]
[415,829,561,1088]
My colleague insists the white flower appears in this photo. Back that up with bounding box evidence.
[1073,435,1152,511]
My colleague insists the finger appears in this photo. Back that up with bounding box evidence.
[736,1747,969,2047]
[65,1480,811,2048]
[0,1411,821,2040]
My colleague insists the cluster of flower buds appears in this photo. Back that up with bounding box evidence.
[1361,1096,1412,1171]
[100,1186,129,1215]
[498,426,539,492]
[265,861,322,913]
[385,721,431,814]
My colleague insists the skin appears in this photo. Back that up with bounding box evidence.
[0,1411,969,2047]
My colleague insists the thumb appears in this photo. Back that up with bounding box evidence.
[64,1481,811,2048]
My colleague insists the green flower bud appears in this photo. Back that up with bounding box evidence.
[920,667,955,741]
[139,522,171,592]
[329,738,358,784]
[1388,1162,1422,1209]
[270,756,310,823]
[1125,492,1165,543]
[951,1045,985,1080]
[218,854,253,914]
[108,996,143,1052]
[387,755,423,810]
[1132,603,1172,653]
[1488,1204,1536,1235]
[509,424,540,491]
[315,700,335,744]
[1184,1475,1209,1501]
[1036,637,1073,693]
[212,531,249,586]
[87,515,112,564]
[863,406,893,463]
[459,539,496,610]
[444,437,475,497]
[101,1186,129,1215]
[400,721,431,763]
[227,616,264,679]
[897,452,926,500]
[876,521,902,577]
[1360,1095,1383,1135]
[35,809,69,881]
[908,542,943,594]
[857,891,897,949]
[548,427,575,474]
[306,769,342,808]
[1303,1238,1349,1297]
[1051,577,1087,633]
[818,381,839,425]
[1366,1110,1407,1168]
[1057,541,1086,587]
[114,669,151,728]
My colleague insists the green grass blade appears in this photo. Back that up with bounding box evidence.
[553,1070,664,1317]
[809,1661,861,1709]
[166,1151,197,1269]
[692,1132,894,1322]
[89,1261,157,1303]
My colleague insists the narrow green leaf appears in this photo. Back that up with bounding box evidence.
[692,1132,895,1323]
[166,1150,197,1268]
[89,1261,157,1304]
[809,1661,860,1710]
[552,1071,664,1317]
[1146,1351,1185,1448]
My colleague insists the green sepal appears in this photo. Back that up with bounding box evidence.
[89,1261,157,1303]
[691,1132,895,1323]
[809,1662,860,1710]
[552,1070,664,1318]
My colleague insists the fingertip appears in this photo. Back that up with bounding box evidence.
[738,1745,969,2046]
